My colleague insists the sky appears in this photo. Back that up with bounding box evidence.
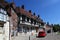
[5,0,60,24]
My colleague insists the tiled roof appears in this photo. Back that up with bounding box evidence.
[16,7,32,18]
[16,7,44,23]
[0,1,44,24]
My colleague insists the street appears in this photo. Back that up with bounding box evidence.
[11,32,60,40]
[36,33,60,40]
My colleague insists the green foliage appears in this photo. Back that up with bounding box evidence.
[53,24,60,32]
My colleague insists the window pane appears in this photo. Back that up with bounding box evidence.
[0,13,4,21]
[0,13,7,21]
[4,15,7,22]
[4,11,7,14]
[0,9,4,13]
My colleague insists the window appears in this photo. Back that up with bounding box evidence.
[34,20,36,25]
[31,19,33,24]
[20,16,22,20]
[23,26,27,33]
[4,15,7,21]
[0,8,4,13]
[27,17,29,22]
[0,8,7,22]
[0,13,4,21]
[29,19,31,22]
[18,27,22,33]
[22,16,25,21]
[0,8,7,14]
[22,15,26,22]
[31,27,35,30]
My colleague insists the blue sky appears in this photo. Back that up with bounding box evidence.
[5,0,60,24]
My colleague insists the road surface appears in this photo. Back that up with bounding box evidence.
[36,33,60,40]
[11,32,60,40]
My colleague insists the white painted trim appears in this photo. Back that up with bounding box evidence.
[20,17,22,20]
[20,21,31,25]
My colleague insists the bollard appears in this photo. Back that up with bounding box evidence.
[29,36,30,40]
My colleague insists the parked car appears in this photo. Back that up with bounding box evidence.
[38,31,46,37]
[47,30,51,33]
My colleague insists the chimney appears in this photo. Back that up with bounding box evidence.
[21,5,24,9]
[10,3,15,9]
[29,10,31,13]
[47,22,49,25]
[38,15,40,18]
[33,13,36,16]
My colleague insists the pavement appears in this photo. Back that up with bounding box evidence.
[11,33,36,40]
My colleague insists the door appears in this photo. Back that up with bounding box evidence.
[0,26,4,40]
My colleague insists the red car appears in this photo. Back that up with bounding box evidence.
[38,31,46,37]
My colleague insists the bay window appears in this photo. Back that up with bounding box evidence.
[0,8,7,22]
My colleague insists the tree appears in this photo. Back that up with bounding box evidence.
[53,24,60,32]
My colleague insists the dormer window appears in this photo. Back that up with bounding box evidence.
[31,19,33,24]
[29,19,31,22]
[27,17,29,22]
[22,15,25,22]
[34,20,36,25]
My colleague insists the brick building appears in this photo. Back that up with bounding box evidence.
[16,5,44,35]
[0,0,45,40]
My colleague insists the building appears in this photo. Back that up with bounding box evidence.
[44,23,53,33]
[0,1,45,40]
[0,1,18,40]
[9,2,18,37]
[16,5,44,35]
[0,1,11,40]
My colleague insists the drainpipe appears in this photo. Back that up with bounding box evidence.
[17,13,20,35]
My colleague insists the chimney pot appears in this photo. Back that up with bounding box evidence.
[33,13,35,16]
[29,10,31,13]
[38,15,40,18]
[21,5,24,9]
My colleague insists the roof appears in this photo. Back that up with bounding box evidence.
[15,7,44,23]
[15,7,32,18]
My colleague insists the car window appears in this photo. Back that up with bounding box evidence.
[39,32,45,34]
